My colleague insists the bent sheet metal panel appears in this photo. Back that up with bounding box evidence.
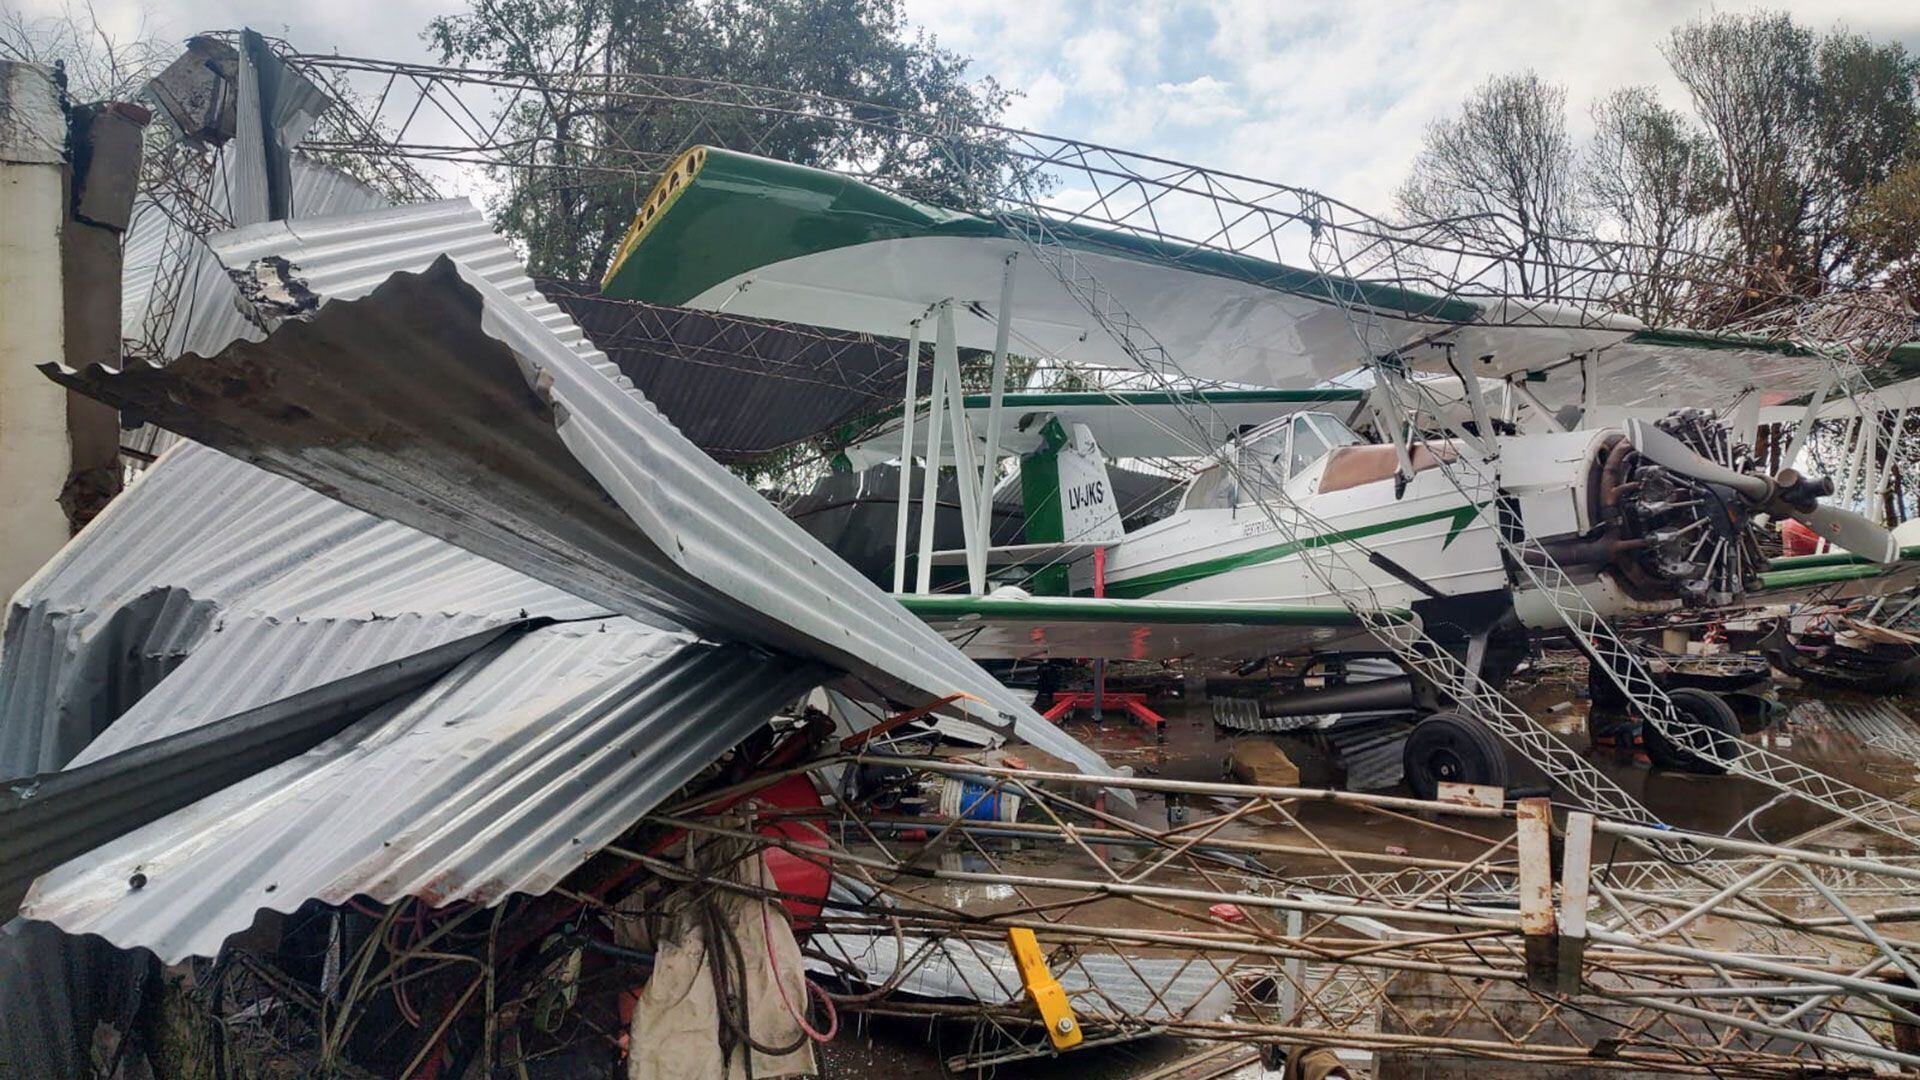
[43,200,1119,784]
[0,440,604,776]
[23,620,823,962]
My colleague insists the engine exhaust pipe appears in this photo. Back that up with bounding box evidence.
[1260,676,1415,719]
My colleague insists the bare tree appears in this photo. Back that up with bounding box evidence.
[1396,71,1582,298]
[1582,87,1724,322]
[0,1,169,103]
[1663,11,1814,282]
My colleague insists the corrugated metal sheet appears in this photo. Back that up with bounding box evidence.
[47,200,1119,784]
[121,156,392,365]
[539,280,919,464]
[213,199,605,369]
[23,620,824,962]
[0,917,142,1080]
[0,441,602,776]
[68,615,525,764]
[1796,699,1920,760]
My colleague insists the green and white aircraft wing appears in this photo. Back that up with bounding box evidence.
[604,147,1920,419]
[601,147,1640,390]
[896,593,1402,662]
[841,387,1365,467]
[1749,546,1920,607]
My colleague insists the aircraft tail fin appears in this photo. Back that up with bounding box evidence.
[1021,418,1124,549]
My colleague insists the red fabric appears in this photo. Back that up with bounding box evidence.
[754,774,832,925]
[1781,517,1820,556]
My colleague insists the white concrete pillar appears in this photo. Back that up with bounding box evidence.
[0,62,74,608]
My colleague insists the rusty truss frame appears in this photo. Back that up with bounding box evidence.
[139,752,1920,1077]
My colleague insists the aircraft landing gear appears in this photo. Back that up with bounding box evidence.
[1642,687,1741,775]
[1402,711,1512,799]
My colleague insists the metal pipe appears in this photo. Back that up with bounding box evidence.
[937,304,987,594]
[1258,676,1414,718]
[864,756,1511,819]
[975,254,1016,546]
[1780,365,1834,470]
[914,304,950,594]
[891,318,922,594]
[1591,819,1920,883]
[1505,378,1566,433]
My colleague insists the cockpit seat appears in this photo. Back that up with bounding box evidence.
[1318,440,1462,494]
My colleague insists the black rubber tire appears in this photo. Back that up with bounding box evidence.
[1403,711,1512,800]
[1643,687,1742,775]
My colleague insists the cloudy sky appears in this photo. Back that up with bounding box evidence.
[30,0,1920,217]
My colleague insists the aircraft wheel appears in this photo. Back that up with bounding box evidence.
[1403,712,1511,800]
[1643,688,1741,775]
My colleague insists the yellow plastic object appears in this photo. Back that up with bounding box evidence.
[1006,927,1082,1050]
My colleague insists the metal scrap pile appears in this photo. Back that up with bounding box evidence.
[0,38,1116,1079]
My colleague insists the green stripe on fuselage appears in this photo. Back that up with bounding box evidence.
[1097,502,1484,599]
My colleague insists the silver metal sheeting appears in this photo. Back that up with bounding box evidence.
[0,440,603,776]
[22,620,823,962]
[46,200,1120,784]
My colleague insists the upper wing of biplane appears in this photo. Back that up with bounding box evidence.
[895,593,1402,662]
[840,387,1366,467]
[600,147,1641,389]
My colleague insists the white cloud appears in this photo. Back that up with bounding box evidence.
[1155,75,1245,127]
[21,0,1920,221]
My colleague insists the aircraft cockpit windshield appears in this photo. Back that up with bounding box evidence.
[1197,411,1367,509]
[1287,412,1363,479]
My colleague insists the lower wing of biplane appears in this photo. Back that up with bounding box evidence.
[896,593,1402,662]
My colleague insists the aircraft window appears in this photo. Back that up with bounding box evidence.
[1240,430,1289,494]
[1288,415,1331,475]
[1181,465,1230,510]
[1309,413,1363,449]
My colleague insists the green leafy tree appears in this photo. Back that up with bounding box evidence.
[1663,11,1920,289]
[1848,160,1920,309]
[425,0,1016,282]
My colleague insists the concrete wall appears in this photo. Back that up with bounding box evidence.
[0,62,73,608]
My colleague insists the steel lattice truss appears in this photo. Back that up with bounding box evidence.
[120,32,1920,835]
[624,757,1920,1075]
[247,44,1915,342]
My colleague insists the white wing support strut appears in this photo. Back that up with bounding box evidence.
[892,317,923,594]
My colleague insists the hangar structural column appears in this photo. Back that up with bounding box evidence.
[0,61,147,612]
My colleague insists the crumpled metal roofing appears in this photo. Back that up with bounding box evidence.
[46,199,1118,782]
[538,279,920,465]
[0,917,141,1079]
[0,440,601,776]
[23,619,822,962]
[121,28,380,366]
[120,155,391,365]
